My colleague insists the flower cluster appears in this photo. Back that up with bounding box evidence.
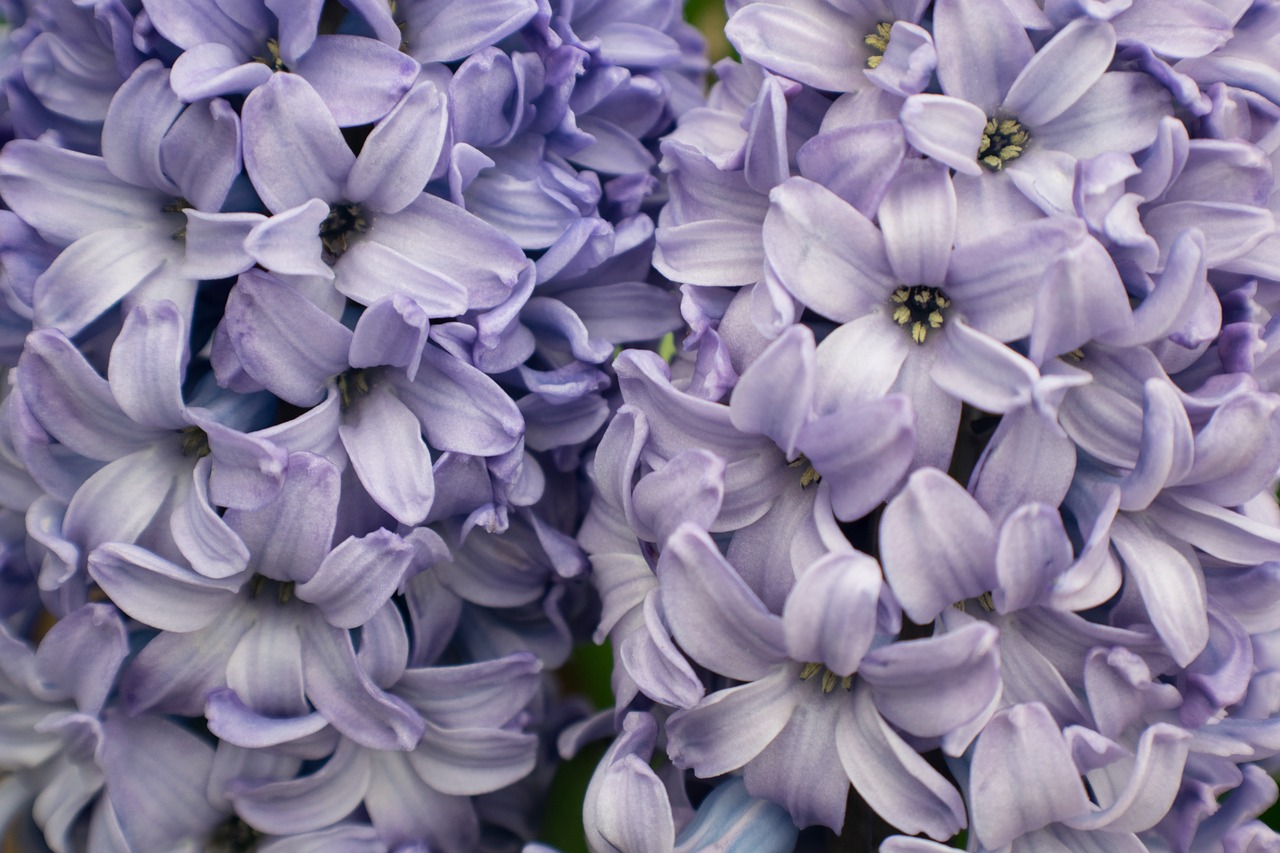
[0,0,724,850]
[582,0,1280,850]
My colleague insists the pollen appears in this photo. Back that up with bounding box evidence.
[179,425,211,458]
[800,661,854,693]
[864,21,892,68]
[253,38,287,72]
[977,116,1029,171]
[787,455,822,488]
[890,286,949,344]
[337,369,371,410]
[320,203,370,257]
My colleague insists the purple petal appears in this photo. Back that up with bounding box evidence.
[169,43,273,101]
[293,35,419,128]
[182,211,262,279]
[728,325,815,458]
[161,98,243,212]
[206,688,329,748]
[87,542,241,632]
[1033,72,1172,159]
[34,227,178,337]
[898,94,987,176]
[654,219,765,287]
[1004,18,1116,125]
[1062,723,1190,833]
[118,604,255,716]
[142,0,264,53]
[348,295,430,378]
[933,319,1041,415]
[243,200,333,279]
[296,529,414,629]
[241,72,354,213]
[666,668,800,778]
[339,387,434,526]
[225,607,308,716]
[401,0,537,62]
[933,0,1033,112]
[394,653,541,729]
[0,141,160,245]
[782,551,880,677]
[1109,512,1208,667]
[763,177,895,321]
[99,713,222,851]
[364,752,478,850]
[796,121,906,218]
[879,467,998,624]
[107,301,189,430]
[334,239,471,316]
[221,271,351,408]
[630,450,726,545]
[860,621,1000,738]
[171,456,251,580]
[346,81,446,213]
[743,698,849,831]
[945,217,1086,341]
[195,417,289,511]
[34,603,127,715]
[812,313,910,412]
[361,192,528,310]
[866,21,937,97]
[224,451,339,583]
[656,524,788,681]
[969,703,1090,848]
[835,685,966,841]
[878,157,956,286]
[1118,379,1194,512]
[391,345,523,457]
[17,329,157,461]
[300,615,425,751]
[725,0,865,92]
[101,60,183,194]
[796,394,915,522]
[409,719,537,796]
[231,738,371,835]
[620,592,707,709]
[993,504,1073,614]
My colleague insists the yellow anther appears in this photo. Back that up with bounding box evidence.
[800,662,822,681]
[891,288,910,303]
[864,21,893,67]
[893,305,911,325]
[821,670,839,693]
[912,322,928,343]
[928,311,944,328]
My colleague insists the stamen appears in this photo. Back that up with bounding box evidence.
[977,115,1029,171]
[319,203,370,257]
[800,662,854,694]
[864,21,892,68]
[179,425,211,458]
[336,369,371,410]
[787,455,822,488]
[890,286,950,344]
[253,38,287,71]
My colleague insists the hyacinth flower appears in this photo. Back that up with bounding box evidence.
[0,604,226,852]
[143,0,419,124]
[0,59,247,336]
[581,711,798,853]
[899,4,1173,223]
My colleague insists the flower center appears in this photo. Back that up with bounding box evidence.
[320,203,369,257]
[253,38,287,72]
[890,285,949,344]
[787,454,821,488]
[864,21,892,68]
[336,368,371,410]
[800,661,853,694]
[162,198,190,240]
[250,575,295,604]
[179,425,210,458]
[978,116,1029,171]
